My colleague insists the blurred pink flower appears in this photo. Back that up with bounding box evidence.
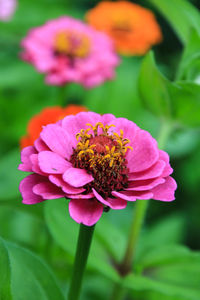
[21,17,119,88]
[19,112,177,226]
[0,0,17,21]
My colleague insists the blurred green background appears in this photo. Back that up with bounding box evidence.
[0,0,200,299]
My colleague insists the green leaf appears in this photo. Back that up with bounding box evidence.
[124,245,200,300]
[166,128,199,158]
[176,30,200,81]
[96,212,185,265]
[138,52,172,118]
[0,237,65,300]
[138,214,185,252]
[148,0,200,44]
[0,149,26,200]
[172,81,200,127]
[0,238,12,300]
[139,52,200,127]
[44,198,119,282]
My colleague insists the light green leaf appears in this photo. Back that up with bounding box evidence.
[139,52,200,127]
[138,214,185,252]
[138,52,172,118]
[0,237,65,300]
[148,0,200,44]
[172,81,200,126]
[44,198,119,282]
[0,238,12,300]
[176,30,200,81]
[125,245,200,300]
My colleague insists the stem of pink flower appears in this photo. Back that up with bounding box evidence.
[110,119,174,299]
[68,223,95,300]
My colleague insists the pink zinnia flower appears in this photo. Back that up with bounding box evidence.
[18,112,177,226]
[21,17,119,88]
[0,0,17,21]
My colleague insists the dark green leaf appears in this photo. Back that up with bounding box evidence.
[148,0,200,44]
[1,237,65,300]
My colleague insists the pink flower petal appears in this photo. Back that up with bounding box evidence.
[38,151,71,174]
[18,146,37,172]
[30,154,46,176]
[151,176,177,201]
[112,118,138,146]
[69,198,104,226]
[101,113,117,125]
[41,124,72,159]
[159,150,173,177]
[62,112,101,147]
[49,175,85,194]
[128,160,166,181]
[67,193,94,199]
[127,130,159,172]
[112,190,153,201]
[63,167,94,187]
[34,137,49,152]
[126,178,165,191]
[19,174,46,204]
[33,182,65,199]
[92,189,127,209]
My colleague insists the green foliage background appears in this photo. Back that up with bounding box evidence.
[0,0,200,299]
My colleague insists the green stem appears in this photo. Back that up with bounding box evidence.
[110,282,126,300]
[110,120,174,299]
[68,223,95,300]
[119,200,149,276]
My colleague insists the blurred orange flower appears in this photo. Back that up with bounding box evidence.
[86,1,162,56]
[20,105,87,148]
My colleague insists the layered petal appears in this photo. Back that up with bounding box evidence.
[19,174,46,204]
[159,150,173,177]
[69,198,104,226]
[49,175,85,194]
[127,130,159,172]
[93,189,127,209]
[33,182,65,199]
[38,151,71,174]
[41,124,72,159]
[126,178,165,191]
[18,146,37,172]
[151,177,177,201]
[63,167,94,187]
[128,160,166,181]
[112,190,153,201]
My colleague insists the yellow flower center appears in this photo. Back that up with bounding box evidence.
[54,31,91,58]
[70,122,133,199]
